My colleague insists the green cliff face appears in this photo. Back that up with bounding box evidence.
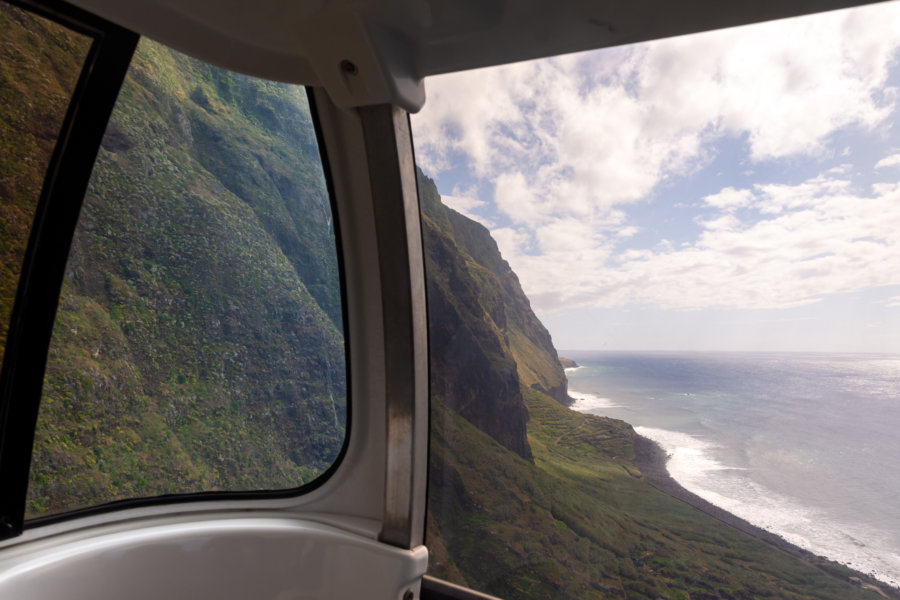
[420,172,570,408]
[420,170,572,462]
[19,37,346,515]
[0,5,91,365]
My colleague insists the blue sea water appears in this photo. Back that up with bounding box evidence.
[564,351,900,588]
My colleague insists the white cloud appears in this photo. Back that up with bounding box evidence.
[441,197,494,229]
[439,183,496,227]
[754,176,853,214]
[703,187,755,210]
[414,3,900,202]
[698,214,741,231]
[875,153,900,168]
[441,194,483,213]
[827,164,853,175]
[616,226,639,239]
[411,2,900,313]
[509,174,900,311]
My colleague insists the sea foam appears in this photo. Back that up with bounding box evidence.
[635,426,900,588]
[568,389,619,412]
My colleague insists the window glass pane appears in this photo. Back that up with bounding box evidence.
[27,37,346,518]
[0,3,91,364]
[414,2,899,598]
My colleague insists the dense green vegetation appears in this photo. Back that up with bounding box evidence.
[20,37,346,515]
[0,4,91,364]
[420,172,891,598]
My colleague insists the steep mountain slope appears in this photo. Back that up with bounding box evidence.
[420,173,888,599]
[420,170,570,461]
[444,208,570,406]
[0,4,91,364]
[25,38,346,515]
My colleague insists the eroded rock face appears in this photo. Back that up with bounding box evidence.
[443,209,570,407]
[419,168,569,461]
[426,261,533,461]
[558,356,578,369]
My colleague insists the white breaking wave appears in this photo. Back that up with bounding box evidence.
[564,366,584,373]
[568,389,620,412]
[635,426,900,588]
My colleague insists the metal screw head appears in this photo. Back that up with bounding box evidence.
[340,59,358,75]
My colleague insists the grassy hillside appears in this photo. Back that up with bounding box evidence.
[0,4,91,364]
[429,387,883,599]
[25,38,345,516]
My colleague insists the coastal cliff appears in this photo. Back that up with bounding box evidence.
[420,172,892,600]
[420,169,571,460]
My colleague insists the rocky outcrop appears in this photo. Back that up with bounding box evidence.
[559,356,578,369]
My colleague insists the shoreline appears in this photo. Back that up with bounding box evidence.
[630,432,898,597]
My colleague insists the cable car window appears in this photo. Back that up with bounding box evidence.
[0,3,91,365]
[25,37,346,518]
[414,2,900,598]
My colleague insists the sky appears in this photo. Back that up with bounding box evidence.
[410,2,900,353]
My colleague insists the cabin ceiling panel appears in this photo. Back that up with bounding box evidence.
[65,0,888,110]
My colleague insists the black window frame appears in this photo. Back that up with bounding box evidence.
[0,0,352,539]
[0,0,138,540]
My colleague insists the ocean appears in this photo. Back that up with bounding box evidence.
[564,351,900,588]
